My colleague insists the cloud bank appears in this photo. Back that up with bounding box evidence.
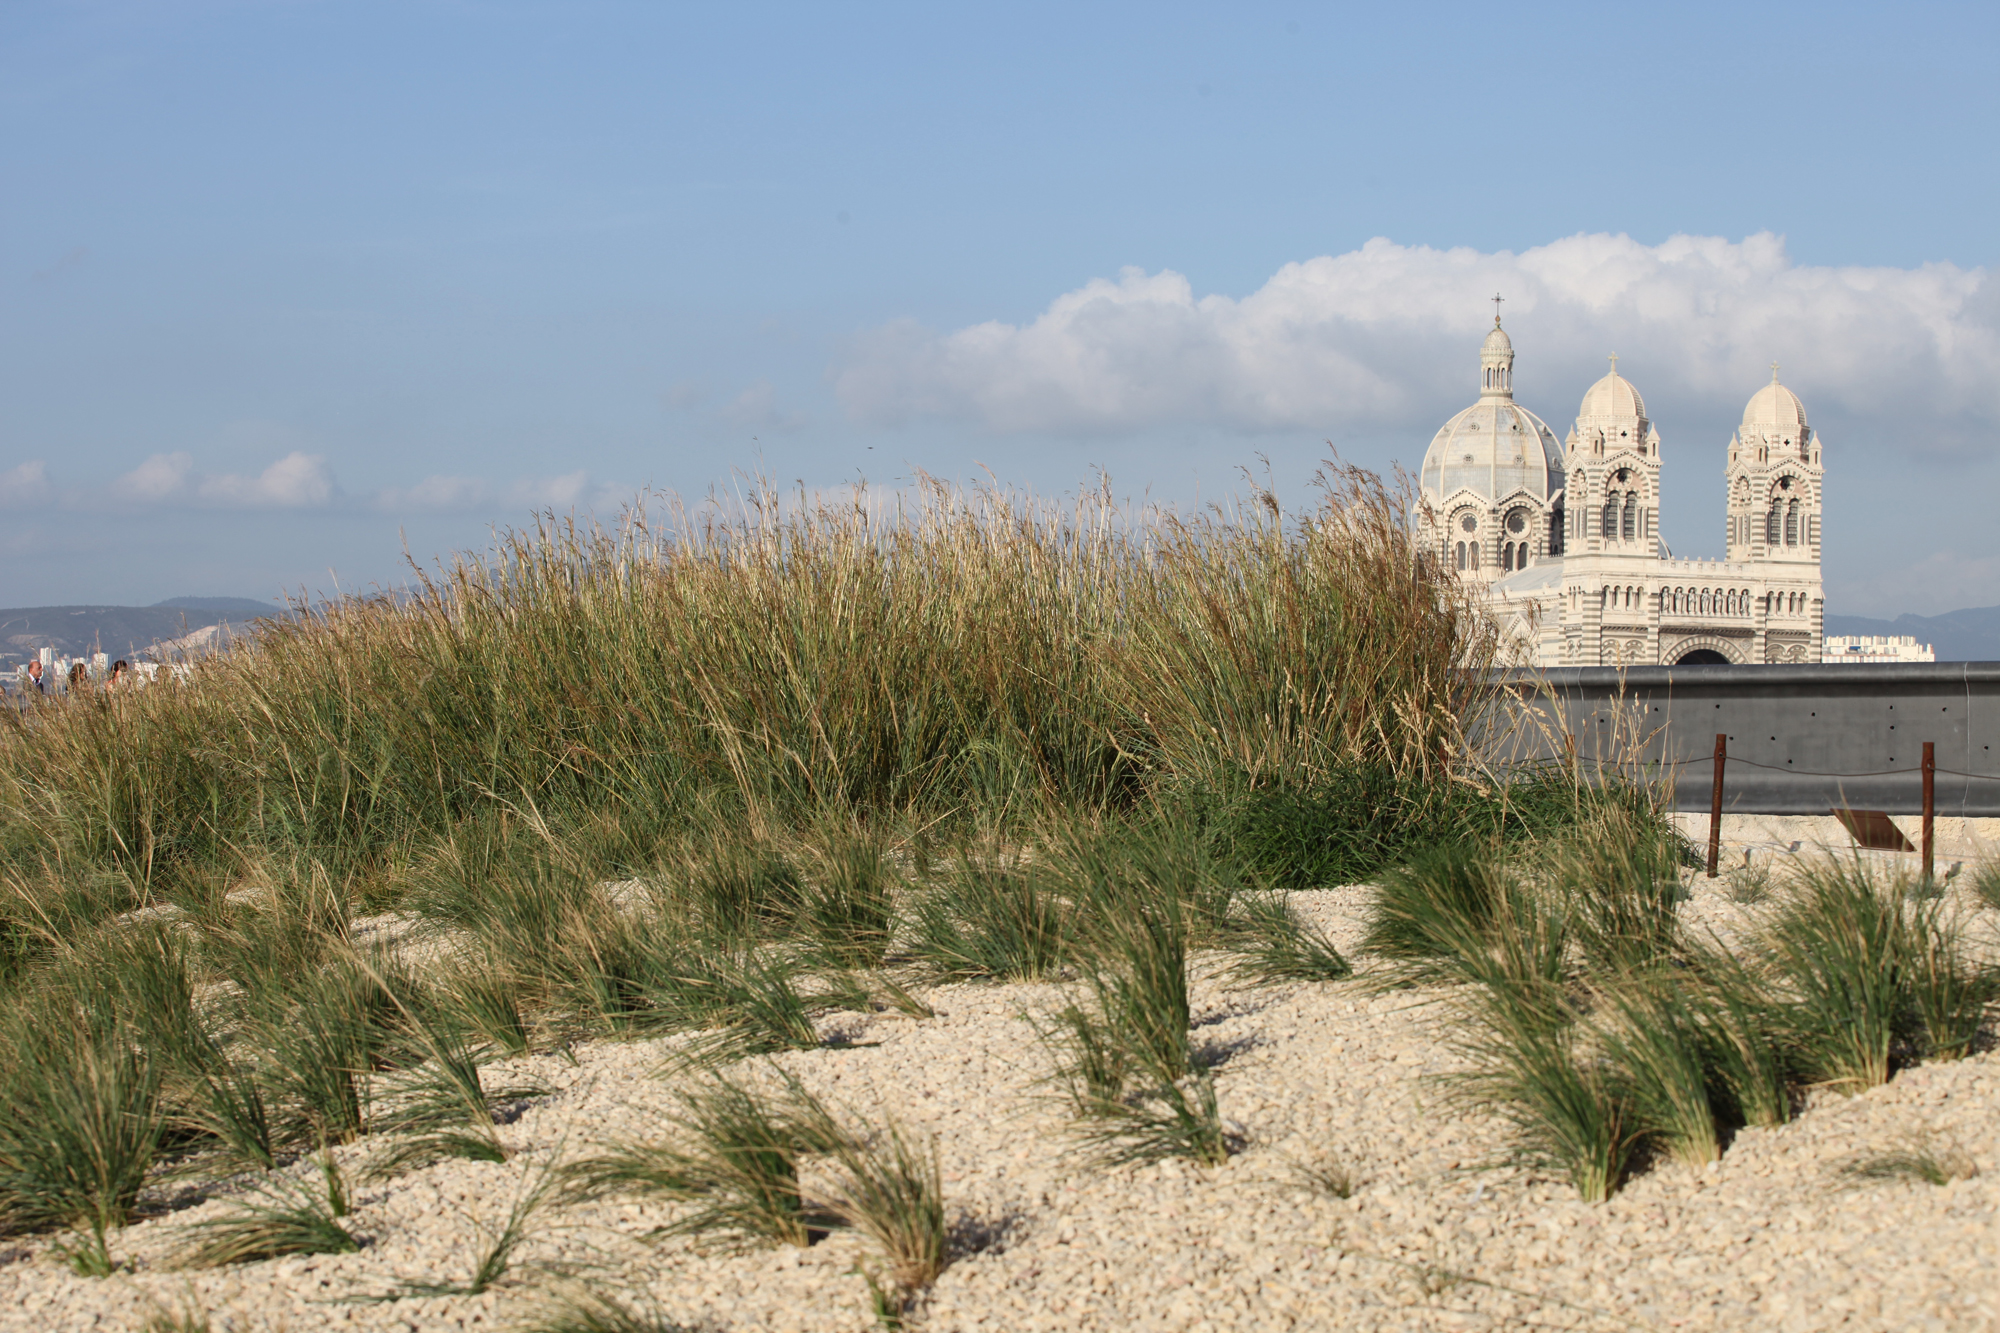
[371,470,631,515]
[111,451,337,508]
[835,233,2000,448]
[0,462,53,509]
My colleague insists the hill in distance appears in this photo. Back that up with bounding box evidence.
[152,596,288,616]
[5,594,1996,667]
[1823,605,2000,663]
[0,596,285,667]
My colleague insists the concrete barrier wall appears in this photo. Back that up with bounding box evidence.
[1493,663,2000,816]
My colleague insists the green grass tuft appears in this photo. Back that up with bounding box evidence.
[182,1153,359,1267]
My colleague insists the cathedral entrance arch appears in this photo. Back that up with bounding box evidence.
[1664,634,1746,666]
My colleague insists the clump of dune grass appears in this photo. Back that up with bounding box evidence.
[1840,1132,1981,1188]
[563,1068,950,1286]
[182,1151,358,1267]
[1032,828,1241,1166]
[1222,895,1352,984]
[1366,843,1568,990]
[789,824,898,970]
[825,1121,948,1293]
[515,1290,699,1333]
[1724,854,1775,905]
[1453,980,1635,1202]
[906,846,1076,982]
[1905,901,2000,1062]
[1758,858,1997,1088]
[561,1072,846,1249]
[1760,861,1906,1092]
[1970,862,2000,911]
[0,1025,163,1275]
[1071,1072,1234,1168]
[1592,977,1725,1169]
[1288,1152,1358,1199]
[1555,805,1688,978]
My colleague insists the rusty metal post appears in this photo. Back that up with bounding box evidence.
[1922,741,1935,883]
[1707,732,1726,878]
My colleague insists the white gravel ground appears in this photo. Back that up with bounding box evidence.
[5,847,1999,1333]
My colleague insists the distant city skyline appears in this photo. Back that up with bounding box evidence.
[4,1,1997,618]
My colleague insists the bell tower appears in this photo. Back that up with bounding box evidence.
[1726,365,1823,566]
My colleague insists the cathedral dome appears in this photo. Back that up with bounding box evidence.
[1421,318,1563,504]
[1420,400,1565,503]
[1577,364,1646,421]
[1742,370,1808,433]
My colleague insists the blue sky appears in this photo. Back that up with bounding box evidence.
[3,1,1997,615]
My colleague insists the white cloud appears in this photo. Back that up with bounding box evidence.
[0,461,54,509]
[110,450,334,508]
[506,471,629,511]
[720,380,809,433]
[113,451,196,502]
[197,451,335,507]
[371,471,630,515]
[373,474,495,512]
[834,233,2000,446]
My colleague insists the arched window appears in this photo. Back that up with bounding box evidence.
[1602,500,1617,539]
[1455,542,1466,570]
[1785,500,1799,546]
[1622,495,1637,541]
[1766,507,1781,545]
[1502,543,1513,572]
[1519,547,1531,570]
[1469,542,1480,570]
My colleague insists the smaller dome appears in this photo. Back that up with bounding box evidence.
[1742,371,1808,432]
[1481,324,1513,356]
[1578,362,1646,420]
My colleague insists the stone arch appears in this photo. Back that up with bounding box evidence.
[1663,634,1747,666]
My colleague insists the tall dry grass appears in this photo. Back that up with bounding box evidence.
[0,464,1491,929]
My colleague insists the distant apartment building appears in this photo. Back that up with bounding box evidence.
[1822,635,1935,664]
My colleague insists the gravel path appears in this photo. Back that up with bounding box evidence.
[4,876,1997,1332]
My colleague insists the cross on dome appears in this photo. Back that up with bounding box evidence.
[1770,361,1782,382]
[1491,292,1504,326]
[1607,352,1619,374]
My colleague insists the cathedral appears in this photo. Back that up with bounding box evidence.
[1415,312,1824,666]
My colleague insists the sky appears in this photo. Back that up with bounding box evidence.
[3,0,1998,617]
